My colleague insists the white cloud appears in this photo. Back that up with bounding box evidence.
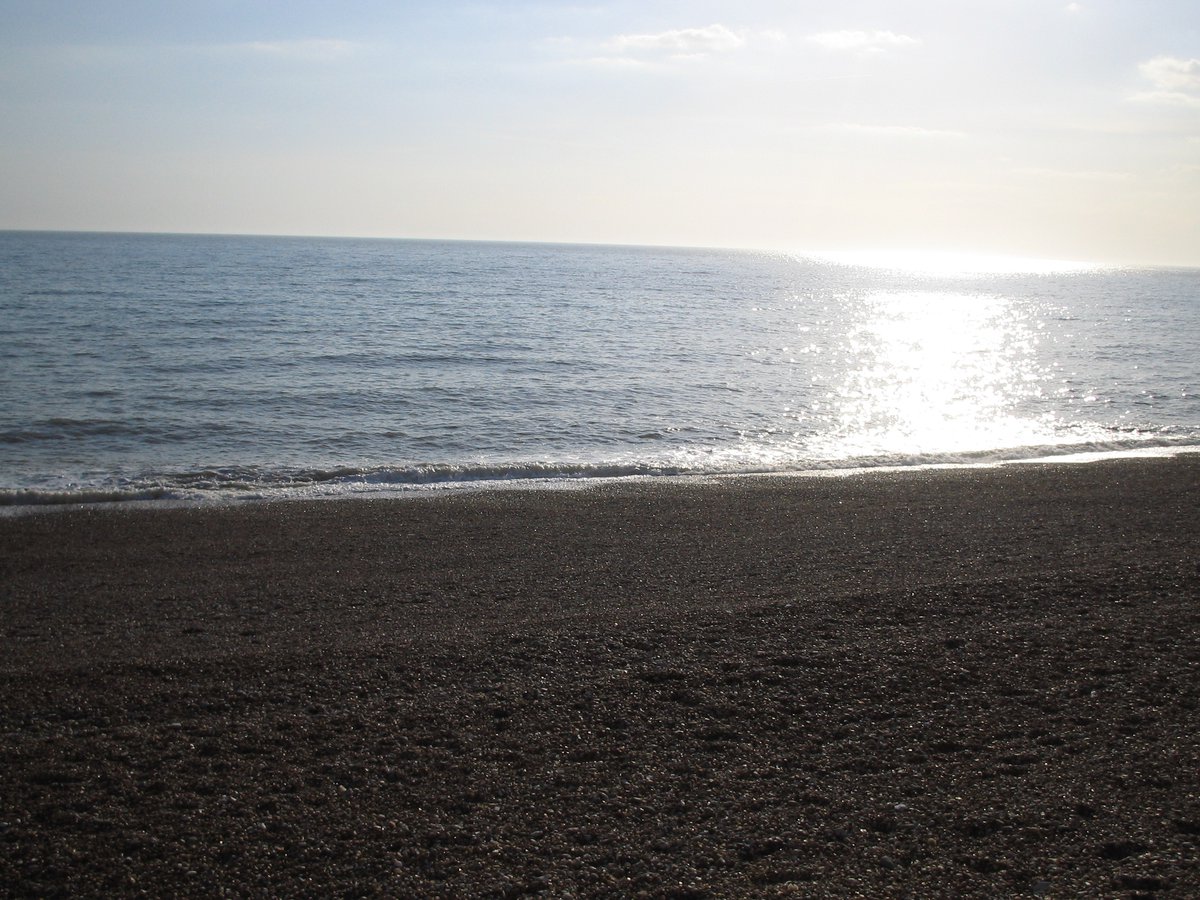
[1139,56,1200,92]
[1133,92,1200,108]
[1132,56,1200,107]
[608,24,746,57]
[559,23,774,69]
[1065,3,1084,13]
[806,30,919,53]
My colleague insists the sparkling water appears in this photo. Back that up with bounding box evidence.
[1,231,1197,505]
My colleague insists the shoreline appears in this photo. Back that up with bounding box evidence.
[2,458,1199,895]
[4,443,1200,517]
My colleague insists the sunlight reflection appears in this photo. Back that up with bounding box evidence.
[825,291,1056,457]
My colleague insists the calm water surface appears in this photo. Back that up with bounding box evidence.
[1,231,1197,505]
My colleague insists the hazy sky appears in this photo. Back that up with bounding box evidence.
[2,1,1198,265]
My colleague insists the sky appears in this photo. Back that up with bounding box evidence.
[1,1,1198,266]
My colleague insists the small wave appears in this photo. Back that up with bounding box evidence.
[3,432,1197,509]
[23,418,151,437]
[794,434,1200,473]
[0,418,242,445]
[294,460,691,486]
[0,424,140,444]
[24,288,131,299]
[0,486,178,507]
[0,460,695,508]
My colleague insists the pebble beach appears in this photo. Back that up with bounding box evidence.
[2,458,1199,896]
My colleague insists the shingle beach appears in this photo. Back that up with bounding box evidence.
[2,458,1198,896]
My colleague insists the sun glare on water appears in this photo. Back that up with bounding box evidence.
[823,289,1060,458]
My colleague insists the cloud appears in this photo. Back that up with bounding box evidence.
[1131,56,1200,107]
[1139,56,1200,91]
[806,30,919,53]
[608,24,746,56]
[561,23,766,70]
[1065,3,1084,13]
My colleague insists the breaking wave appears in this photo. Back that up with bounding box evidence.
[4,434,1196,510]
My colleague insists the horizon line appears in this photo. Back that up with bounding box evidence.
[3,226,1196,272]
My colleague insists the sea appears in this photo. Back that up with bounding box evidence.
[1,231,1198,509]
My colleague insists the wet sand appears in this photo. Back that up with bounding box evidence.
[2,458,1199,896]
